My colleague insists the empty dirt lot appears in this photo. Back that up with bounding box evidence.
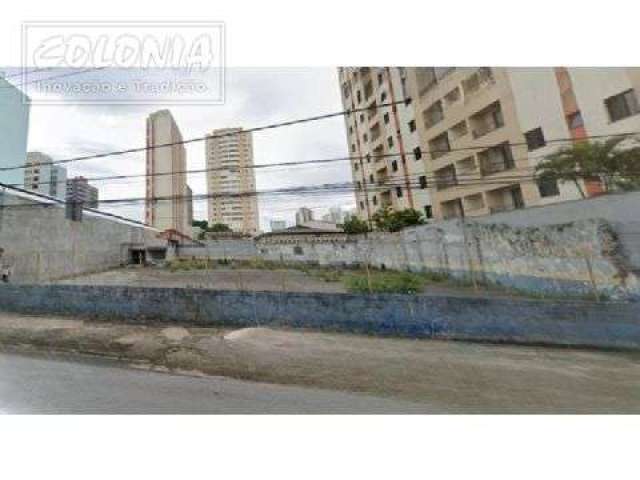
[53,266,511,298]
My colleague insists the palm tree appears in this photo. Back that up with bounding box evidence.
[535,135,640,198]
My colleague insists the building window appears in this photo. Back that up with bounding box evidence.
[356,90,361,104]
[383,112,390,124]
[350,144,356,153]
[419,175,428,189]
[359,113,365,123]
[377,72,384,86]
[396,186,403,198]
[408,120,416,132]
[478,142,515,175]
[424,205,433,219]
[423,100,444,129]
[359,201,365,210]
[525,127,546,151]
[354,163,359,171]
[387,136,394,148]
[391,160,398,172]
[356,180,362,190]
[342,83,350,99]
[413,146,422,161]
[363,133,368,142]
[380,92,387,103]
[537,177,560,198]
[293,246,304,255]
[428,132,451,159]
[372,196,377,206]
[366,154,371,163]
[348,126,353,135]
[369,174,374,184]
[605,89,640,122]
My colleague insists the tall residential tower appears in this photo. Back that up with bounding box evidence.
[338,67,433,225]
[206,128,259,235]
[145,110,192,236]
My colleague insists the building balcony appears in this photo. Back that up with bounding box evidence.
[472,121,503,139]
[462,67,496,102]
[486,185,525,214]
[434,166,458,191]
[480,159,515,176]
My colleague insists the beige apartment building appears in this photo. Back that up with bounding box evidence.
[206,128,259,235]
[145,109,192,236]
[338,67,433,225]
[402,67,640,219]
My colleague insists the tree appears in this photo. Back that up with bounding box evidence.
[343,215,370,234]
[208,223,232,232]
[372,207,425,232]
[535,135,640,197]
[192,219,208,230]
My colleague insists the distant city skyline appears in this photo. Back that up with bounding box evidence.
[2,67,355,232]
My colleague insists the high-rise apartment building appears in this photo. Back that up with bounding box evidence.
[66,176,99,208]
[145,110,192,236]
[0,75,30,187]
[402,67,640,219]
[338,67,433,225]
[206,128,259,235]
[24,152,67,199]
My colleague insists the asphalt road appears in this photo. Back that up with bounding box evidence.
[0,352,430,414]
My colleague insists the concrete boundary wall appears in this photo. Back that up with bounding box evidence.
[0,190,166,282]
[254,218,640,300]
[1,285,639,350]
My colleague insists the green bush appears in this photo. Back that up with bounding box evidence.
[343,271,423,294]
[343,216,370,234]
[167,258,212,271]
[371,207,425,232]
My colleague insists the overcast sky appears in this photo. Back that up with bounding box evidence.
[7,67,354,230]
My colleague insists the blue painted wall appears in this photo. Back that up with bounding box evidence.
[1,285,639,350]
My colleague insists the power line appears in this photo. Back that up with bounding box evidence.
[10,132,639,191]
[5,169,627,211]
[0,181,149,227]
[0,98,410,172]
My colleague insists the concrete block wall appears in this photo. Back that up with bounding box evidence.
[0,190,165,283]
[1,284,639,350]
[251,193,640,300]
[254,219,638,300]
[178,239,258,261]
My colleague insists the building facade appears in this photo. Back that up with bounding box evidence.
[403,67,640,219]
[0,75,30,187]
[269,219,287,232]
[337,67,433,225]
[145,110,192,236]
[295,207,314,226]
[206,127,259,235]
[66,176,99,208]
[24,152,67,199]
